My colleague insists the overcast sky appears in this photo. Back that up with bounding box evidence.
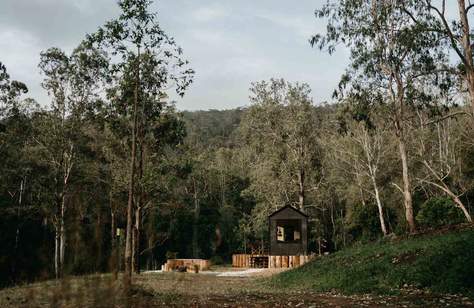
[0,0,350,111]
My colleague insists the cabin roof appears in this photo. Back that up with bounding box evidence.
[268,205,309,218]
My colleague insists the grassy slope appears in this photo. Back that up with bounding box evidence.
[269,225,474,297]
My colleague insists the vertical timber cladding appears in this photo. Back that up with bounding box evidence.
[269,205,308,256]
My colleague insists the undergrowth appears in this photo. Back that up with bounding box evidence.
[269,225,474,297]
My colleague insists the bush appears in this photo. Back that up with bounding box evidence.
[269,227,474,297]
[210,255,224,265]
[346,203,396,241]
[416,197,464,228]
[165,251,178,260]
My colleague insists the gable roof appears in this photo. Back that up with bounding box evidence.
[268,205,309,218]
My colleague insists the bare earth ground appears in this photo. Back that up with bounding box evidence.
[0,267,473,307]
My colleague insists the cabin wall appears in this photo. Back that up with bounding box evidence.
[269,207,308,256]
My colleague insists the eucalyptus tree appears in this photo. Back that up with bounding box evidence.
[239,79,321,236]
[37,45,107,278]
[0,61,28,120]
[86,0,193,283]
[133,101,187,271]
[402,1,474,117]
[312,0,450,233]
[326,114,392,236]
[0,61,29,154]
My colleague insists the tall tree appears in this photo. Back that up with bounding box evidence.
[239,79,321,237]
[37,45,106,278]
[86,0,193,284]
[313,0,449,233]
[403,1,474,116]
[0,61,28,117]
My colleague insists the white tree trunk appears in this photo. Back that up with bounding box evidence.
[422,161,472,223]
[398,137,416,233]
[54,225,60,279]
[454,196,472,223]
[297,168,305,210]
[457,0,474,115]
[59,195,66,276]
[192,178,200,259]
[371,176,388,235]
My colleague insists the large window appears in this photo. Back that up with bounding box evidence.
[276,219,301,243]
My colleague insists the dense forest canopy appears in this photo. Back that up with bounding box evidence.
[1,0,474,289]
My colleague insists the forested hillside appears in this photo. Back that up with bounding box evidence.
[1,0,474,303]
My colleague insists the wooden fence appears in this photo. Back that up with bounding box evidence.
[232,254,314,269]
[162,259,210,272]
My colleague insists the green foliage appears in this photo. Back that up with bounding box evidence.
[182,109,244,147]
[416,197,465,228]
[165,251,177,259]
[346,203,386,242]
[270,227,474,297]
[209,255,224,265]
[239,78,322,237]
[0,61,28,112]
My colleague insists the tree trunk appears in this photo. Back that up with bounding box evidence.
[131,221,136,273]
[454,196,473,223]
[59,194,66,276]
[330,203,337,250]
[54,190,63,279]
[422,160,473,223]
[132,207,141,274]
[124,48,140,287]
[54,225,60,279]
[398,136,416,233]
[371,176,388,235]
[133,58,146,275]
[214,225,222,254]
[426,182,472,223]
[110,198,118,280]
[457,0,474,115]
[297,168,305,210]
[147,237,154,271]
[12,178,24,277]
[192,178,200,259]
[355,171,366,206]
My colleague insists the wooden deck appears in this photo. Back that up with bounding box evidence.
[232,254,314,269]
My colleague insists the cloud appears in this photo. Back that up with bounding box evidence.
[0,27,48,103]
[0,0,351,111]
[192,5,228,23]
[0,0,117,45]
[253,12,315,42]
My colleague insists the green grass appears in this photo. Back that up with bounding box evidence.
[269,225,474,297]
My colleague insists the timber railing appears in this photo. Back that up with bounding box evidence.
[232,254,315,268]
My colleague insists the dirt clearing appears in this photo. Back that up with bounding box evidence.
[0,270,472,307]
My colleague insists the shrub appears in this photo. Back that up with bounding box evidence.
[165,251,178,260]
[416,197,464,228]
[346,203,396,241]
[269,227,474,297]
[210,255,224,265]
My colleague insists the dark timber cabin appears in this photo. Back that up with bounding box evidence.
[268,205,308,256]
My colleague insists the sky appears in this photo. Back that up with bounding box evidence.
[0,0,350,111]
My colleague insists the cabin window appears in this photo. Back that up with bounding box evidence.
[276,219,301,243]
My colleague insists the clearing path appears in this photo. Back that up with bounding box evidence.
[0,269,472,307]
